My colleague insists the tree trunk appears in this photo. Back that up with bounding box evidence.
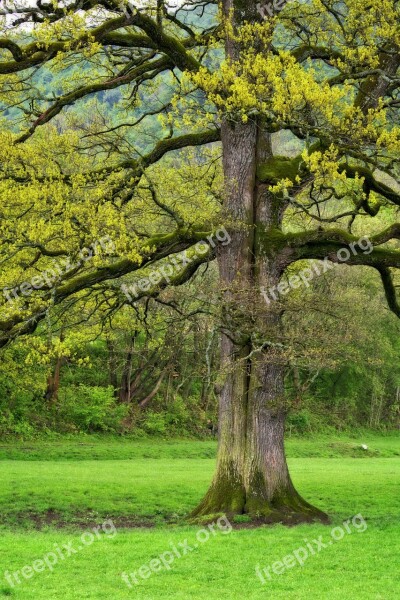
[45,328,65,403]
[45,354,63,403]
[119,333,137,404]
[138,368,168,408]
[106,339,119,397]
[192,0,328,524]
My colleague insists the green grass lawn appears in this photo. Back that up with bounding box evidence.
[0,434,399,599]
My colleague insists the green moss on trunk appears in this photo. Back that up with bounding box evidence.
[190,461,246,517]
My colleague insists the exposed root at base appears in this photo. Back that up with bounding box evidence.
[190,490,329,526]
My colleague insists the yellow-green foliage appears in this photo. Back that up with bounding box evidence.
[0,0,399,340]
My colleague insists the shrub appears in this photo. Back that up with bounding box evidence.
[57,385,128,432]
[142,411,168,435]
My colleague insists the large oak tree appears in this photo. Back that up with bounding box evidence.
[1,0,400,522]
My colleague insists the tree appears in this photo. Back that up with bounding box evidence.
[1,0,400,522]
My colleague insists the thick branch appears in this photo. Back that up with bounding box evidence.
[0,227,214,347]
[16,56,173,143]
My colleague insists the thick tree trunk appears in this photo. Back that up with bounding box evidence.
[192,0,328,524]
[192,120,326,523]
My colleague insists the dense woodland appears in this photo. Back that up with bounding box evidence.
[2,259,400,437]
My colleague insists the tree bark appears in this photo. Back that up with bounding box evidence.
[192,0,328,524]
[138,368,168,409]
[44,328,65,403]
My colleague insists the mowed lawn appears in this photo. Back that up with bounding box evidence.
[0,435,399,599]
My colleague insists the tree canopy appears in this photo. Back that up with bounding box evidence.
[0,0,399,349]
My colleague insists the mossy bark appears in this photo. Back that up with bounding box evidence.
[191,117,327,524]
[192,360,327,523]
[192,0,328,525]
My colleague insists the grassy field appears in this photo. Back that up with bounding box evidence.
[0,434,399,599]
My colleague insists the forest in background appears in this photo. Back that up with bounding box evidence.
[2,253,400,437]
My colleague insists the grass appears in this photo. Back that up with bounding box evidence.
[0,434,399,598]
[0,432,399,461]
